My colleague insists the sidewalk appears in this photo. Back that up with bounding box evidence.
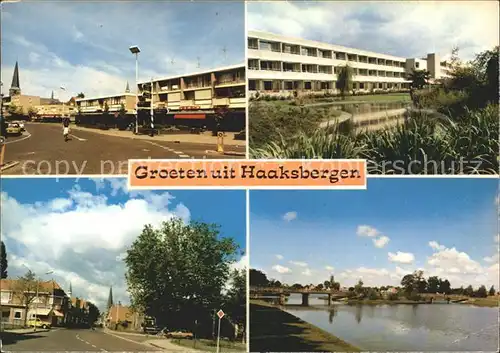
[1,328,50,334]
[103,328,188,352]
[70,125,246,147]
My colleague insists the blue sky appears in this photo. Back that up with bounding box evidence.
[248,1,499,61]
[250,178,499,289]
[1,1,244,99]
[1,178,246,310]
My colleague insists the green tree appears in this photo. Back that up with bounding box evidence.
[13,270,39,327]
[27,106,38,119]
[427,276,440,293]
[87,302,100,326]
[7,103,21,116]
[438,279,451,294]
[223,268,246,338]
[488,286,496,296]
[76,92,85,98]
[336,65,354,100]
[249,269,268,287]
[401,274,415,294]
[0,241,7,279]
[475,285,488,298]
[332,282,341,291]
[464,285,474,297]
[354,279,364,297]
[316,283,324,290]
[124,218,239,336]
[408,69,431,89]
[323,280,330,289]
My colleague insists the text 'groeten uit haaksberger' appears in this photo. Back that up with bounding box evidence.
[134,164,362,184]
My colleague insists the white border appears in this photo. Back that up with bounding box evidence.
[244,0,250,160]
[245,188,250,352]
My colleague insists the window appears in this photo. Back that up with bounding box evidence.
[248,80,256,91]
[14,311,22,319]
[416,62,420,68]
[248,38,258,49]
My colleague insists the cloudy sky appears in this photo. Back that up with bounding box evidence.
[248,1,499,61]
[250,178,499,290]
[1,1,244,100]
[1,178,246,311]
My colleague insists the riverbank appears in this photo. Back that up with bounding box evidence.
[250,300,360,352]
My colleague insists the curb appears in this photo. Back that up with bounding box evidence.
[0,161,20,172]
[205,150,246,157]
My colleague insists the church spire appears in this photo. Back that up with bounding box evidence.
[51,90,54,100]
[107,286,114,309]
[9,61,21,96]
[125,81,130,93]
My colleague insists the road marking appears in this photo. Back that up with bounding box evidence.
[179,154,190,158]
[4,132,32,144]
[173,151,183,154]
[91,344,97,348]
[69,133,87,141]
[100,349,108,352]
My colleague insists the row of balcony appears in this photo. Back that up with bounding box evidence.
[248,38,406,68]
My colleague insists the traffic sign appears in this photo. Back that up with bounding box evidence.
[217,310,225,319]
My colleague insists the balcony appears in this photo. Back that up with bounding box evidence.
[180,100,195,107]
[213,97,229,106]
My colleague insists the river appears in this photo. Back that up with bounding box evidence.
[282,294,498,351]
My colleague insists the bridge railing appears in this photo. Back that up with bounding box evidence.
[249,286,345,294]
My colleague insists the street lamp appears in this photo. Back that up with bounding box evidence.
[129,45,141,135]
[23,265,54,332]
[59,86,66,120]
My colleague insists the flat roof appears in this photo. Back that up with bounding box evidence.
[248,30,408,62]
[76,92,136,102]
[138,63,245,85]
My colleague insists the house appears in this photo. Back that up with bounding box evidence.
[106,303,144,331]
[0,279,68,328]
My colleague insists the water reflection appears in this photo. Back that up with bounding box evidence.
[285,304,498,351]
[341,102,409,114]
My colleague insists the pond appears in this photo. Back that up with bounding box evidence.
[284,298,498,351]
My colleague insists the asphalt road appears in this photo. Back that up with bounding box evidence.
[1,328,160,351]
[2,123,245,175]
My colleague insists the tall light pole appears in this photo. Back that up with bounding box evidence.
[129,46,141,135]
[59,86,66,120]
[150,77,154,137]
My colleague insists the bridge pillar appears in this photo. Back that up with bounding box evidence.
[301,293,309,306]
[279,294,286,306]
[328,293,332,306]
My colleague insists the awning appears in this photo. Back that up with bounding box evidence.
[28,308,51,316]
[52,310,64,317]
[174,114,206,120]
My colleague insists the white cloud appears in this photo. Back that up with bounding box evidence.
[302,268,312,276]
[373,235,390,248]
[283,211,297,222]
[388,251,415,264]
[275,254,284,260]
[325,266,334,271]
[356,225,379,237]
[248,2,499,61]
[289,261,308,267]
[0,181,192,310]
[429,241,446,251]
[272,265,292,274]
[483,255,499,263]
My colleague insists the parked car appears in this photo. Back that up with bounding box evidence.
[17,121,25,131]
[166,330,194,339]
[6,122,22,136]
[27,318,51,329]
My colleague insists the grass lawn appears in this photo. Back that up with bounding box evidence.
[341,92,411,102]
[170,337,246,352]
[250,301,360,352]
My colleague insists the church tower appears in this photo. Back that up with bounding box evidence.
[125,81,130,93]
[9,61,21,96]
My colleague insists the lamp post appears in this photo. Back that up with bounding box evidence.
[150,77,154,137]
[59,86,66,120]
[129,46,141,135]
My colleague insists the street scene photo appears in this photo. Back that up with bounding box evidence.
[0,178,247,352]
[249,179,499,352]
[247,1,499,174]
[0,1,246,175]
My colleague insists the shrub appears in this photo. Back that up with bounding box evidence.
[387,292,399,301]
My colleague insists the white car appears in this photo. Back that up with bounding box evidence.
[18,121,25,131]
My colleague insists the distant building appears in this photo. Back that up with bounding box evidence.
[106,303,144,331]
[1,61,73,118]
[0,278,68,328]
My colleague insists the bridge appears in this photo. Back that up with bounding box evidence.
[250,286,349,306]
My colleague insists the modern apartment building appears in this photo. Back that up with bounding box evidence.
[247,31,453,96]
[137,64,246,131]
[75,92,136,115]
